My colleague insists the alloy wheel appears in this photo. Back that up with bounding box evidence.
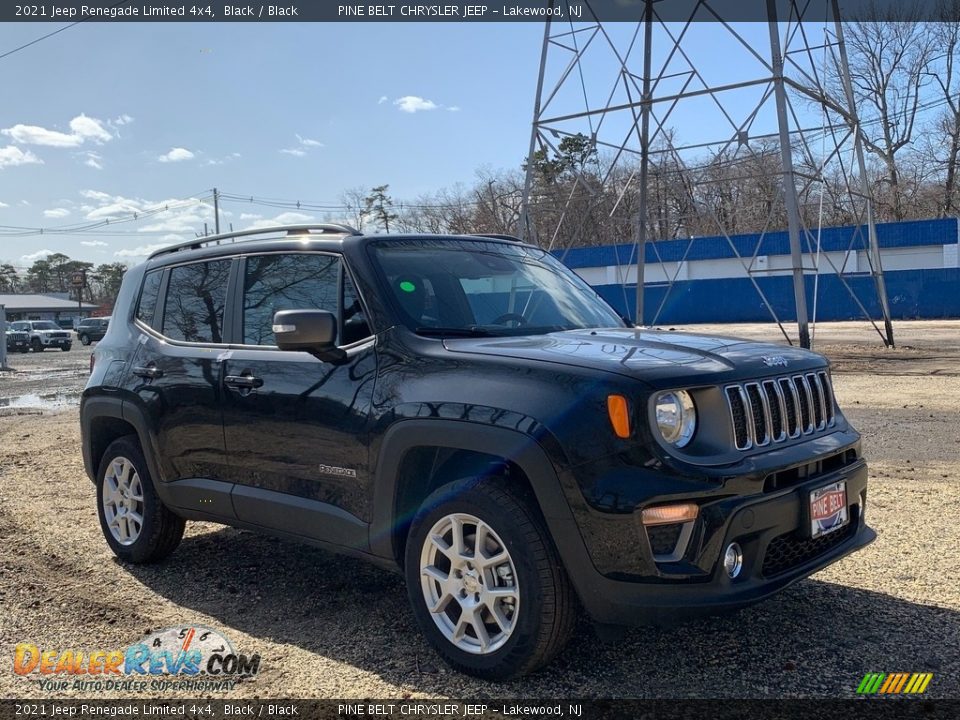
[101,457,145,546]
[419,512,520,655]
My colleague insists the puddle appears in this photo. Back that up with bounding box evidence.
[0,390,82,410]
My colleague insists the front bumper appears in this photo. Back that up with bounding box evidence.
[40,336,72,347]
[564,455,874,626]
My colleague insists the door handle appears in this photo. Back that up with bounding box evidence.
[132,364,163,379]
[224,374,264,389]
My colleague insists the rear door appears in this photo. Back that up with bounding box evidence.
[126,259,235,516]
[219,252,377,549]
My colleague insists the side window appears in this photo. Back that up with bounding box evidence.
[162,260,231,343]
[243,254,340,346]
[341,270,372,345]
[136,269,164,328]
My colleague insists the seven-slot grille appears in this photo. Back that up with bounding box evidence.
[725,371,835,450]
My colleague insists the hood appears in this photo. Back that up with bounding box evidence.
[443,328,827,388]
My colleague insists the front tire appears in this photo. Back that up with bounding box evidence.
[31,338,42,352]
[405,478,576,680]
[61,344,71,352]
[96,436,185,563]
[80,334,91,346]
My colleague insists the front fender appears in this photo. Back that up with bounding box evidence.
[368,418,603,606]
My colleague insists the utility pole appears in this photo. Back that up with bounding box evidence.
[213,187,221,235]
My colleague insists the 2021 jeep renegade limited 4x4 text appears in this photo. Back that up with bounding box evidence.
[81,224,875,679]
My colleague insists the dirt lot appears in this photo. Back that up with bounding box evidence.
[0,321,958,699]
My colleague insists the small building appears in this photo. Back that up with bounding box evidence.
[0,293,99,326]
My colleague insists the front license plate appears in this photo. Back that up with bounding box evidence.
[809,480,848,539]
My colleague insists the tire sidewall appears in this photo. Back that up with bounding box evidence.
[80,335,90,345]
[96,437,164,563]
[404,479,548,677]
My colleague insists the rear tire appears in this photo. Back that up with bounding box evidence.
[404,477,577,680]
[80,334,91,346]
[96,435,185,563]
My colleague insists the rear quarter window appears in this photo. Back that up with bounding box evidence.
[136,269,164,328]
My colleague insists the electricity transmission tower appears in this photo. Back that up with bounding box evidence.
[519,0,895,348]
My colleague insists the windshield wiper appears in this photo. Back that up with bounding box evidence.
[414,326,495,337]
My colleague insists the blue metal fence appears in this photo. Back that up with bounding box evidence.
[556,218,960,323]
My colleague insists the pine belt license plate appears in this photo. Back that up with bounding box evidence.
[808,480,848,539]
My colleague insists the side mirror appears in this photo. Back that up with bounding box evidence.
[272,309,346,363]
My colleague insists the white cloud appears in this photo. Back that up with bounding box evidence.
[112,114,133,126]
[2,113,113,147]
[246,211,315,229]
[447,106,461,112]
[239,213,262,220]
[114,243,175,259]
[69,115,112,143]
[80,189,112,202]
[0,145,43,168]
[280,134,323,157]
[43,208,70,218]
[378,96,389,104]
[80,240,108,247]
[158,147,195,163]
[22,249,53,262]
[0,201,8,208]
[79,190,216,237]
[82,151,104,170]
[394,96,439,113]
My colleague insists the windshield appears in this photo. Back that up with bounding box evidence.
[371,239,625,336]
[32,321,60,330]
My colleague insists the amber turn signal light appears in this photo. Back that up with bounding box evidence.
[606,394,631,438]
[641,503,699,526]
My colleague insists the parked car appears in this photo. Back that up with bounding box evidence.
[80,225,874,680]
[10,320,72,352]
[77,317,111,345]
[5,326,30,353]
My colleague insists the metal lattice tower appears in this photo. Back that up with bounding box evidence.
[519,0,895,348]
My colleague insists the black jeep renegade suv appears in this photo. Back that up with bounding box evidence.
[81,224,875,679]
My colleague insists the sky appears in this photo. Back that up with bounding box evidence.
[0,20,797,269]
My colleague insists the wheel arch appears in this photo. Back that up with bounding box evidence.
[370,420,584,572]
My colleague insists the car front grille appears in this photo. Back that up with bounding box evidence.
[8,332,28,341]
[725,371,835,451]
[51,332,68,338]
[761,513,856,577]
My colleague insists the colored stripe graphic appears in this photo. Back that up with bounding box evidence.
[857,672,933,694]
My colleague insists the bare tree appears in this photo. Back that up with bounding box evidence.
[834,9,935,220]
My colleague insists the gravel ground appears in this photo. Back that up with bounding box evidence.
[0,322,957,699]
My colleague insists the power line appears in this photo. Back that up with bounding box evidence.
[0,1,131,62]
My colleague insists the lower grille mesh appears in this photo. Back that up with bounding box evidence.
[762,517,856,577]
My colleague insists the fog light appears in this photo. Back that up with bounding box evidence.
[723,542,743,579]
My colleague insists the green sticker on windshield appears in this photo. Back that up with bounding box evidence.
[399,280,416,293]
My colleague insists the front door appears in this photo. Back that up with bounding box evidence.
[219,252,377,551]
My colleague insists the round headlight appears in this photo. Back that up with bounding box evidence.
[654,390,697,447]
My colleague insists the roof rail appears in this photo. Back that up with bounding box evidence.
[147,223,363,260]
[470,233,524,243]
